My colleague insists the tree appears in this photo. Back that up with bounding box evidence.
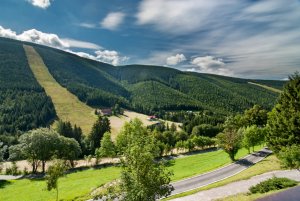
[46,160,68,201]
[192,124,221,138]
[119,119,173,200]
[95,132,116,164]
[267,73,300,154]
[9,128,81,173]
[216,128,243,161]
[89,116,111,153]
[58,137,81,168]
[242,105,268,127]
[243,125,265,153]
[0,141,7,162]
[9,128,60,173]
[278,145,300,170]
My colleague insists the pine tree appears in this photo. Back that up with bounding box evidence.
[267,73,300,153]
[89,116,111,153]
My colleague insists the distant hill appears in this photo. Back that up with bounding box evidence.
[0,37,286,134]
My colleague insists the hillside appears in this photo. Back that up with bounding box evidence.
[0,37,285,134]
[0,38,55,134]
[23,45,97,135]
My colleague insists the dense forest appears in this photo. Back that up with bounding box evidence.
[0,38,56,136]
[0,37,286,137]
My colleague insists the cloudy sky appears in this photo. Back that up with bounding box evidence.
[0,0,299,79]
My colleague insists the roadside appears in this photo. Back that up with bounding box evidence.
[171,170,300,201]
[170,148,272,196]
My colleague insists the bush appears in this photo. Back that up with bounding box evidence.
[5,162,21,175]
[249,177,298,194]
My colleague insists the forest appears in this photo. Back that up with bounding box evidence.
[0,38,56,136]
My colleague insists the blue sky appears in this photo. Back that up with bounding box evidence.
[0,0,299,79]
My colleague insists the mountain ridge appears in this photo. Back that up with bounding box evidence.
[0,37,286,134]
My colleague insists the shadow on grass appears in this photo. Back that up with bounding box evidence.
[0,180,12,188]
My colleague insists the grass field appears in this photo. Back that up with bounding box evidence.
[165,154,282,200]
[0,146,263,201]
[24,45,96,135]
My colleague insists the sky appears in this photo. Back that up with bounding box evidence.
[0,0,299,80]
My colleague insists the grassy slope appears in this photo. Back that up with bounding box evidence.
[0,147,261,201]
[248,82,282,93]
[23,45,96,135]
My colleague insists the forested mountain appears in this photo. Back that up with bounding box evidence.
[0,37,286,134]
[0,38,55,135]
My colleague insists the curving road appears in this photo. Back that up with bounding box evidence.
[171,148,272,196]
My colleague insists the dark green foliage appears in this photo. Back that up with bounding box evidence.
[249,177,298,194]
[89,116,111,153]
[0,38,56,135]
[192,124,222,138]
[56,120,84,154]
[30,39,280,115]
[279,145,300,170]
[242,105,268,127]
[267,73,300,154]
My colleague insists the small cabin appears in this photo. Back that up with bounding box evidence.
[101,108,112,116]
[147,115,157,121]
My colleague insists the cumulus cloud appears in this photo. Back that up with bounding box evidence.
[72,50,129,66]
[62,38,102,50]
[166,54,186,65]
[95,50,129,66]
[0,26,17,39]
[101,12,125,30]
[0,25,128,66]
[27,0,52,9]
[190,56,232,76]
[19,29,69,48]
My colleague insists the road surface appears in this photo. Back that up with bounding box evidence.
[171,169,300,201]
[256,185,300,201]
[171,148,272,195]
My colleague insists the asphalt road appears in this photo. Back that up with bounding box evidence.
[256,185,300,201]
[171,148,272,195]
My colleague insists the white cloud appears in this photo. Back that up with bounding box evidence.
[166,54,186,65]
[136,0,235,34]
[190,56,232,76]
[18,29,69,49]
[62,38,102,50]
[70,50,129,66]
[27,0,52,9]
[101,12,125,30]
[78,23,97,29]
[95,50,129,66]
[0,26,17,39]
[0,25,129,66]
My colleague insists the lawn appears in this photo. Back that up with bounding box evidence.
[24,45,97,135]
[0,146,263,201]
[0,167,121,201]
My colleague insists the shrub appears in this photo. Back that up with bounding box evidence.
[249,177,298,194]
[5,161,21,175]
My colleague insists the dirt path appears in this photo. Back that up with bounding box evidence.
[171,170,300,201]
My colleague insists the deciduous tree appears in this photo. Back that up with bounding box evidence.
[119,119,173,200]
